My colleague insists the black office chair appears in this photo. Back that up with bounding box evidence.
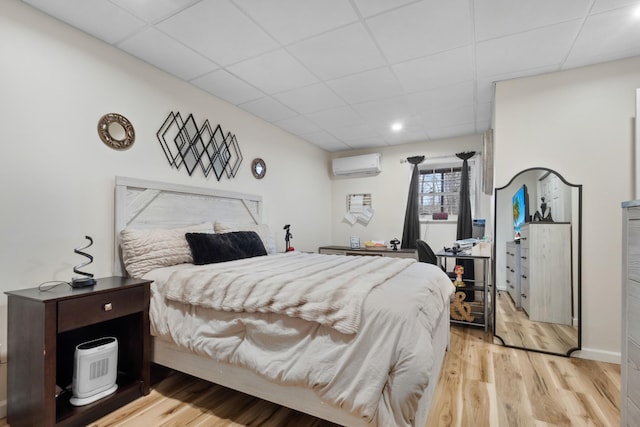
[416,239,437,265]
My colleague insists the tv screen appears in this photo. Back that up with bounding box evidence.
[512,185,528,240]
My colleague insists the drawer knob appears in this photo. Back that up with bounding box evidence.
[103,302,113,311]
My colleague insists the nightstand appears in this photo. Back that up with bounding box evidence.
[5,276,151,427]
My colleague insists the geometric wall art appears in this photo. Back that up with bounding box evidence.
[156,111,243,180]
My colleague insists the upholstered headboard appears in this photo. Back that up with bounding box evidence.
[113,176,262,276]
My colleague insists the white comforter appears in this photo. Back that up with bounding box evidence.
[145,252,454,426]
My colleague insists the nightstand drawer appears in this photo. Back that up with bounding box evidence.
[58,286,146,332]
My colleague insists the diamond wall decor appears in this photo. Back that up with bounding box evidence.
[156,111,243,180]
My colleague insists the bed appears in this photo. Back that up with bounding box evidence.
[113,176,453,427]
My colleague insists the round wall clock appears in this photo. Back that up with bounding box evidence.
[252,158,266,179]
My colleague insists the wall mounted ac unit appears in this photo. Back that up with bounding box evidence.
[332,153,381,177]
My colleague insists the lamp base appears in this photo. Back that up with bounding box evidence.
[71,277,96,288]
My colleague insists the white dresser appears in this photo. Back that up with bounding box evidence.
[505,241,521,308]
[519,222,572,325]
[622,201,640,427]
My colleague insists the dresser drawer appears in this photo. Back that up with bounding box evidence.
[629,281,640,345]
[629,218,640,282]
[628,398,640,427]
[628,339,640,406]
[58,285,146,332]
[520,247,529,267]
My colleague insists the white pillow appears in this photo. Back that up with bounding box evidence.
[120,222,214,278]
[214,221,277,254]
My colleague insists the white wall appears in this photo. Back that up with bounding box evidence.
[329,135,490,253]
[494,56,640,362]
[0,0,332,305]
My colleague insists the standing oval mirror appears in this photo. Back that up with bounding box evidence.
[493,168,581,356]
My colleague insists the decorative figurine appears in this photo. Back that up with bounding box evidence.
[283,224,294,252]
[453,264,465,287]
[390,238,400,250]
[450,291,475,322]
[533,197,553,222]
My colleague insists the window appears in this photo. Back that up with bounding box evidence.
[418,163,472,216]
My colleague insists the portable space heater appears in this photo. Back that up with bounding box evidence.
[70,337,118,406]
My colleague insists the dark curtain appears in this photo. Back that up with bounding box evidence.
[401,155,424,249]
[456,151,475,301]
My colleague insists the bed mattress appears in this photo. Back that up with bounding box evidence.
[145,253,453,426]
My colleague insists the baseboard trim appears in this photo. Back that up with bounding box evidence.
[572,347,620,364]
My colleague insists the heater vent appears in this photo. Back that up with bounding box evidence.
[90,358,109,380]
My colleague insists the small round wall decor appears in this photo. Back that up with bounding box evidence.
[98,113,135,150]
[252,158,266,179]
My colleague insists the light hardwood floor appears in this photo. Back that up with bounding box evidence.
[0,326,619,427]
[495,290,578,355]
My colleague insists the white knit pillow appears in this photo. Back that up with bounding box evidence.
[120,222,214,278]
[214,221,277,254]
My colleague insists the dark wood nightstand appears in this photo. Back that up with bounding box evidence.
[5,276,151,427]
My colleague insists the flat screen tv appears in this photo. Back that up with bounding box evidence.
[512,184,529,240]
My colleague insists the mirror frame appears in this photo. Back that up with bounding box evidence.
[492,167,582,357]
[251,158,266,179]
[97,113,135,150]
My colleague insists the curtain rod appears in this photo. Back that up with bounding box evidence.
[399,152,482,163]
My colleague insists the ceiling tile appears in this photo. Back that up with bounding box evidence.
[592,0,640,13]
[191,69,264,104]
[300,130,351,151]
[273,83,346,114]
[407,81,475,113]
[385,129,429,145]
[234,0,358,45]
[326,67,404,104]
[563,46,640,69]
[352,0,417,18]
[274,115,322,135]
[157,0,278,66]
[23,0,145,44]
[474,0,590,41]
[565,5,640,66]
[239,97,297,122]
[366,0,473,64]
[379,116,429,142]
[109,0,200,23]
[328,123,381,141]
[352,96,416,123]
[307,106,365,129]
[421,105,475,128]
[427,122,477,140]
[393,46,474,94]
[345,136,389,149]
[226,49,318,95]
[288,23,386,80]
[475,65,558,103]
[118,28,217,80]
[476,22,580,77]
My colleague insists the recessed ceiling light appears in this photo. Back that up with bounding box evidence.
[391,122,403,132]
[635,5,640,18]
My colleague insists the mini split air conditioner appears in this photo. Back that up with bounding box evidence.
[70,337,118,406]
[332,153,382,177]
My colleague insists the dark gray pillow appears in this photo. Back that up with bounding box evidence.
[185,231,267,265]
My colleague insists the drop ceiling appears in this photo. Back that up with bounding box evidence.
[22,0,640,152]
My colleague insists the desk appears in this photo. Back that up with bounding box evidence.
[318,245,417,259]
[436,250,492,331]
